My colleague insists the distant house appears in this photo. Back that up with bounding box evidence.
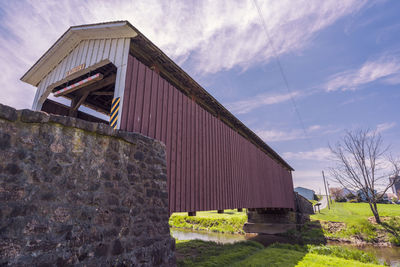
[341,188,355,197]
[330,187,355,200]
[390,176,400,199]
[357,189,377,202]
[294,187,316,200]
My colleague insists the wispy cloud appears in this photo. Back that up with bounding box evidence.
[226,91,299,115]
[376,122,396,134]
[0,0,371,108]
[256,124,322,142]
[283,147,332,161]
[324,54,400,92]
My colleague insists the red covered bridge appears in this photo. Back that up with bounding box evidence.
[22,21,295,215]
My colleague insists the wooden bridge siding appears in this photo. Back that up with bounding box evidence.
[121,55,294,213]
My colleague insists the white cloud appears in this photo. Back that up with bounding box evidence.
[376,122,396,134]
[292,170,326,193]
[0,0,370,108]
[256,124,322,142]
[283,147,332,161]
[226,91,299,114]
[256,129,304,142]
[324,55,400,92]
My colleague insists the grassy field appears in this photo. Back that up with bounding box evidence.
[169,209,247,234]
[311,202,400,223]
[176,240,383,266]
[311,202,400,245]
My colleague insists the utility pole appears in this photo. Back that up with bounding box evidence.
[322,170,330,209]
[327,181,332,205]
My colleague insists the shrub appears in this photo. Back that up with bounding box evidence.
[335,196,347,202]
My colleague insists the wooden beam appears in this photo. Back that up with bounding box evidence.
[54,73,103,97]
[90,91,114,96]
[76,74,116,96]
[48,59,113,92]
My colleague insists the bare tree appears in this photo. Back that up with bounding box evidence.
[329,187,343,200]
[329,129,399,224]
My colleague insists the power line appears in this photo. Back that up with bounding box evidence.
[252,0,313,151]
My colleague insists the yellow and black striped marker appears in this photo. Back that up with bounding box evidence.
[110,97,120,129]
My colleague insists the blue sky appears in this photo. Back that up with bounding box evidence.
[0,0,399,193]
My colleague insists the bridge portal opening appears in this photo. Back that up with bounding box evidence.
[41,60,117,124]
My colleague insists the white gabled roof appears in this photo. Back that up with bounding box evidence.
[21,21,137,86]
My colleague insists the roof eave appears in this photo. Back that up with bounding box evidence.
[20,21,137,86]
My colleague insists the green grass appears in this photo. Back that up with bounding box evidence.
[311,202,400,224]
[311,202,400,244]
[169,209,247,234]
[176,240,384,267]
[175,239,263,266]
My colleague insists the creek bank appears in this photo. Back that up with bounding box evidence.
[320,219,400,247]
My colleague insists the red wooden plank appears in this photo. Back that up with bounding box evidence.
[241,137,245,207]
[227,127,233,208]
[120,55,133,130]
[232,129,237,208]
[267,157,273,207]
[216,117,221,209]
[216,118,221,209]
[259,154,264,208]
[207,113,212,210]
[194,102,200,211]
[212,115,217,210]
[198,106,203,211]
[190,100,195,211]
[241,137,244,208]
[220,121,225,209]
[223,124,229,209]
[202,111,207,211]
[170,86,178,212]
[219,122,224,209]
[126,57,139,132]
[140,67,152,136]
[208,114,214,210]
[200,108,206,211]
[175,92,182,211]
[184,97,190,212]
[255,148,260,207]
[155,77,164,140]
[246,143,251,207]
[160,79,169,143]
[236,131,240,208]
[148,70,158,138]
[133,62,145,133]
[166,84,174,212]
[181,96,186,212]
[250,144,255,207]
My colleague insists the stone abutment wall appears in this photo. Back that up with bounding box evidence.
[0,104,175,266]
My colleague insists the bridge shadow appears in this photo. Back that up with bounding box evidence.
[247,220,326,247]
[240,220,326,266]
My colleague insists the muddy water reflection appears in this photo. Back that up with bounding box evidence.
[171,228,248,244]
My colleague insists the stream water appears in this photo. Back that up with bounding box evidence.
[171,228,400,266]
